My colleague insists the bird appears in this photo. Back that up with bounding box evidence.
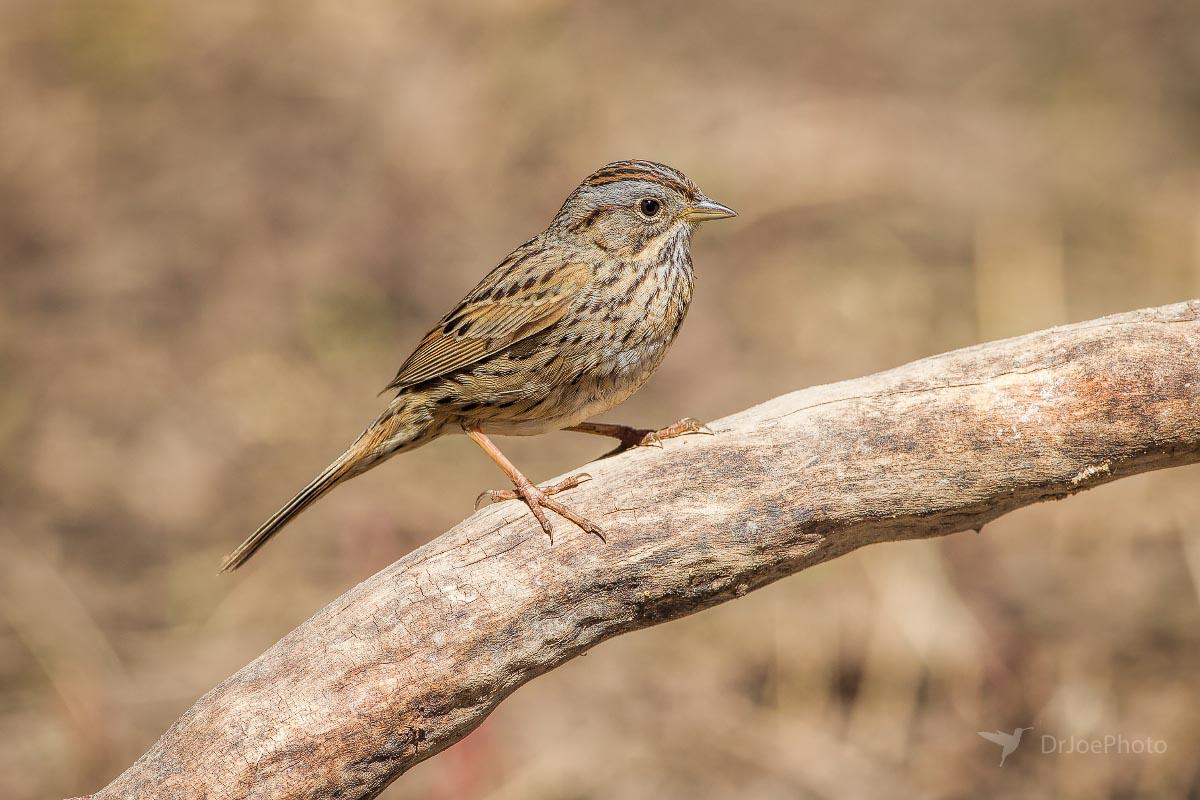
[219,160,736,572]
[977,727,1033,766]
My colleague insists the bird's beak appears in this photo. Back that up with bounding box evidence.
[682,197,737,222]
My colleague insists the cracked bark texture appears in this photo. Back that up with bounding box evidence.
[89,300,1200,800]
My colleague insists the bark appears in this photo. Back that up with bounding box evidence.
[89,300,1200,800]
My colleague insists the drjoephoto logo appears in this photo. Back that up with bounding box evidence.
[1041,734,1168,757]
[977,727,1034,766]
[978,725,1168,766]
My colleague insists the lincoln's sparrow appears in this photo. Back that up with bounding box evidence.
[221,160,735,571]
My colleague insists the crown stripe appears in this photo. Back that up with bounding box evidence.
[582,160,698,199]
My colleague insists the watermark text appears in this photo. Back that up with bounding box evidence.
[1041,735,1167,755]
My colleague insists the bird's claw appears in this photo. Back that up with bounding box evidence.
[474,473,601,542]
[635,417,713,447]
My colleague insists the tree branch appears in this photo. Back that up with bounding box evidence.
[89,301,1200,800]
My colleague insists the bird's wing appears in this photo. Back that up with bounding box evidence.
[976,732,1007,745]
[384,246,592,392]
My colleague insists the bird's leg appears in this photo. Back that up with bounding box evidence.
[566,418,713,457]
[465,427,604,543]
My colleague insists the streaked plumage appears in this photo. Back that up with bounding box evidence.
[221,160,735,572]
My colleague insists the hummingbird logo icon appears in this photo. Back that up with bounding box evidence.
[977,726,1033,766]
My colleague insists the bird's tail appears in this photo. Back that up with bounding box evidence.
[219,404,428,573]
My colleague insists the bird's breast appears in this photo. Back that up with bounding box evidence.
[445,243,696,436]
[587,251,694,377]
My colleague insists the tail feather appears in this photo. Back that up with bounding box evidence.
[220,400,431,573]
[219,450,359,573]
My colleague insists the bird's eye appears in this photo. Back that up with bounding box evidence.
[638,198,662,217]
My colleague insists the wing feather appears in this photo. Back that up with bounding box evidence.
[384,253,592,392]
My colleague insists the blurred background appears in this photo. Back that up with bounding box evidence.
[2,1,1199,797]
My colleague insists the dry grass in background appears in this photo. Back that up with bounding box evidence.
[2,1,1199,797]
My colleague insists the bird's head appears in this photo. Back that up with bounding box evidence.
[554,160,735,259]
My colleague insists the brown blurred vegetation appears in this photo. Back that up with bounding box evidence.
[2,1,1199,798]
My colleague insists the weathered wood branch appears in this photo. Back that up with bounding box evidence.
[90,301,1200,800]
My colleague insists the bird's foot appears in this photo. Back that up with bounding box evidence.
[633,417,714,448]
[600,417,714,457]
[475,472,604,543]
